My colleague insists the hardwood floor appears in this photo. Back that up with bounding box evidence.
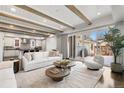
[96,66,124,88]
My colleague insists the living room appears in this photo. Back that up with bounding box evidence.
[0,2,124,90]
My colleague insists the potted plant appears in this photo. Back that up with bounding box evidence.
[104,27,124,73]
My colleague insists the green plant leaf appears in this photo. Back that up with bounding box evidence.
[103,27,124,63]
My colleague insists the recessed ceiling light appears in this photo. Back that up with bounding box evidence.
[97,12,101,16]
[10,7,16,12]
[9,25,14,28]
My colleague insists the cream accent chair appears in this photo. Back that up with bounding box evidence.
[84,55,104,70]
[0,61,17,88]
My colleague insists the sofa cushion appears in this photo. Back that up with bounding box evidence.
[27,58,50,65]
[48,57,61,61]
[43,52,49,57]
[33,52,44,60]
[33,52,49,60]
[33,58,49,63]
[26,60,36,64]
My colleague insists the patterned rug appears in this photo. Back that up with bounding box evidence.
[15,62,104,88]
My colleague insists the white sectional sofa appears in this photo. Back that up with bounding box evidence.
[22,51,62,71]
[0,61,17,88]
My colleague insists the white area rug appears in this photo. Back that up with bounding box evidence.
[15,62,104,88]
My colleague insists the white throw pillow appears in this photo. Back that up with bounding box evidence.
[24,53,32,61]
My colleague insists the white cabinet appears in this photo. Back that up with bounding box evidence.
[30,39,36,48]
[4,37,21,48]
[4,50,19,57]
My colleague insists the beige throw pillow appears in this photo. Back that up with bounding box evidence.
[49,51,60,57]
[49,51,55,57]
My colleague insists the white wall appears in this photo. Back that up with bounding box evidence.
[116,21,124,69]
[46,36,57,51]
[0,32,4,62]
[41,40,46,51]
[36,40,42,46]
[4,37,21,48]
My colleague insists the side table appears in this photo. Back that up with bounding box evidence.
[13,60,20,73]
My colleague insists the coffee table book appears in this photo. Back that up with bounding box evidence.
[49,68,60,74]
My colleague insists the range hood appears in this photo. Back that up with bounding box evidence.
[22,38,30,44]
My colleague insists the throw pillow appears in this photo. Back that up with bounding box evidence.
[43,52,49,57]
[24,53,32,61]
[49,51,56,57]
[55,51,60,56]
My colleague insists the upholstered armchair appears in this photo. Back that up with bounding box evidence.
[84,55,104,70]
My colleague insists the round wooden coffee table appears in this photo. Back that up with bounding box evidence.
[45,67,70,81]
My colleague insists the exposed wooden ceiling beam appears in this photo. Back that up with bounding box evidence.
[0,28,47,37]
[0,12,63,32]
[0,21,55,34]
[65,5,92,25]
[0,26,48,37]
[0,28,46,37]
[15,5,75,29]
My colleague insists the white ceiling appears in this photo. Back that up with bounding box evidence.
[75,5,112,21]
[29,5,112,26]
[0,5,114,34]
[29,5,84,26]
[112,5,124,22]
[0,5,66,30]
